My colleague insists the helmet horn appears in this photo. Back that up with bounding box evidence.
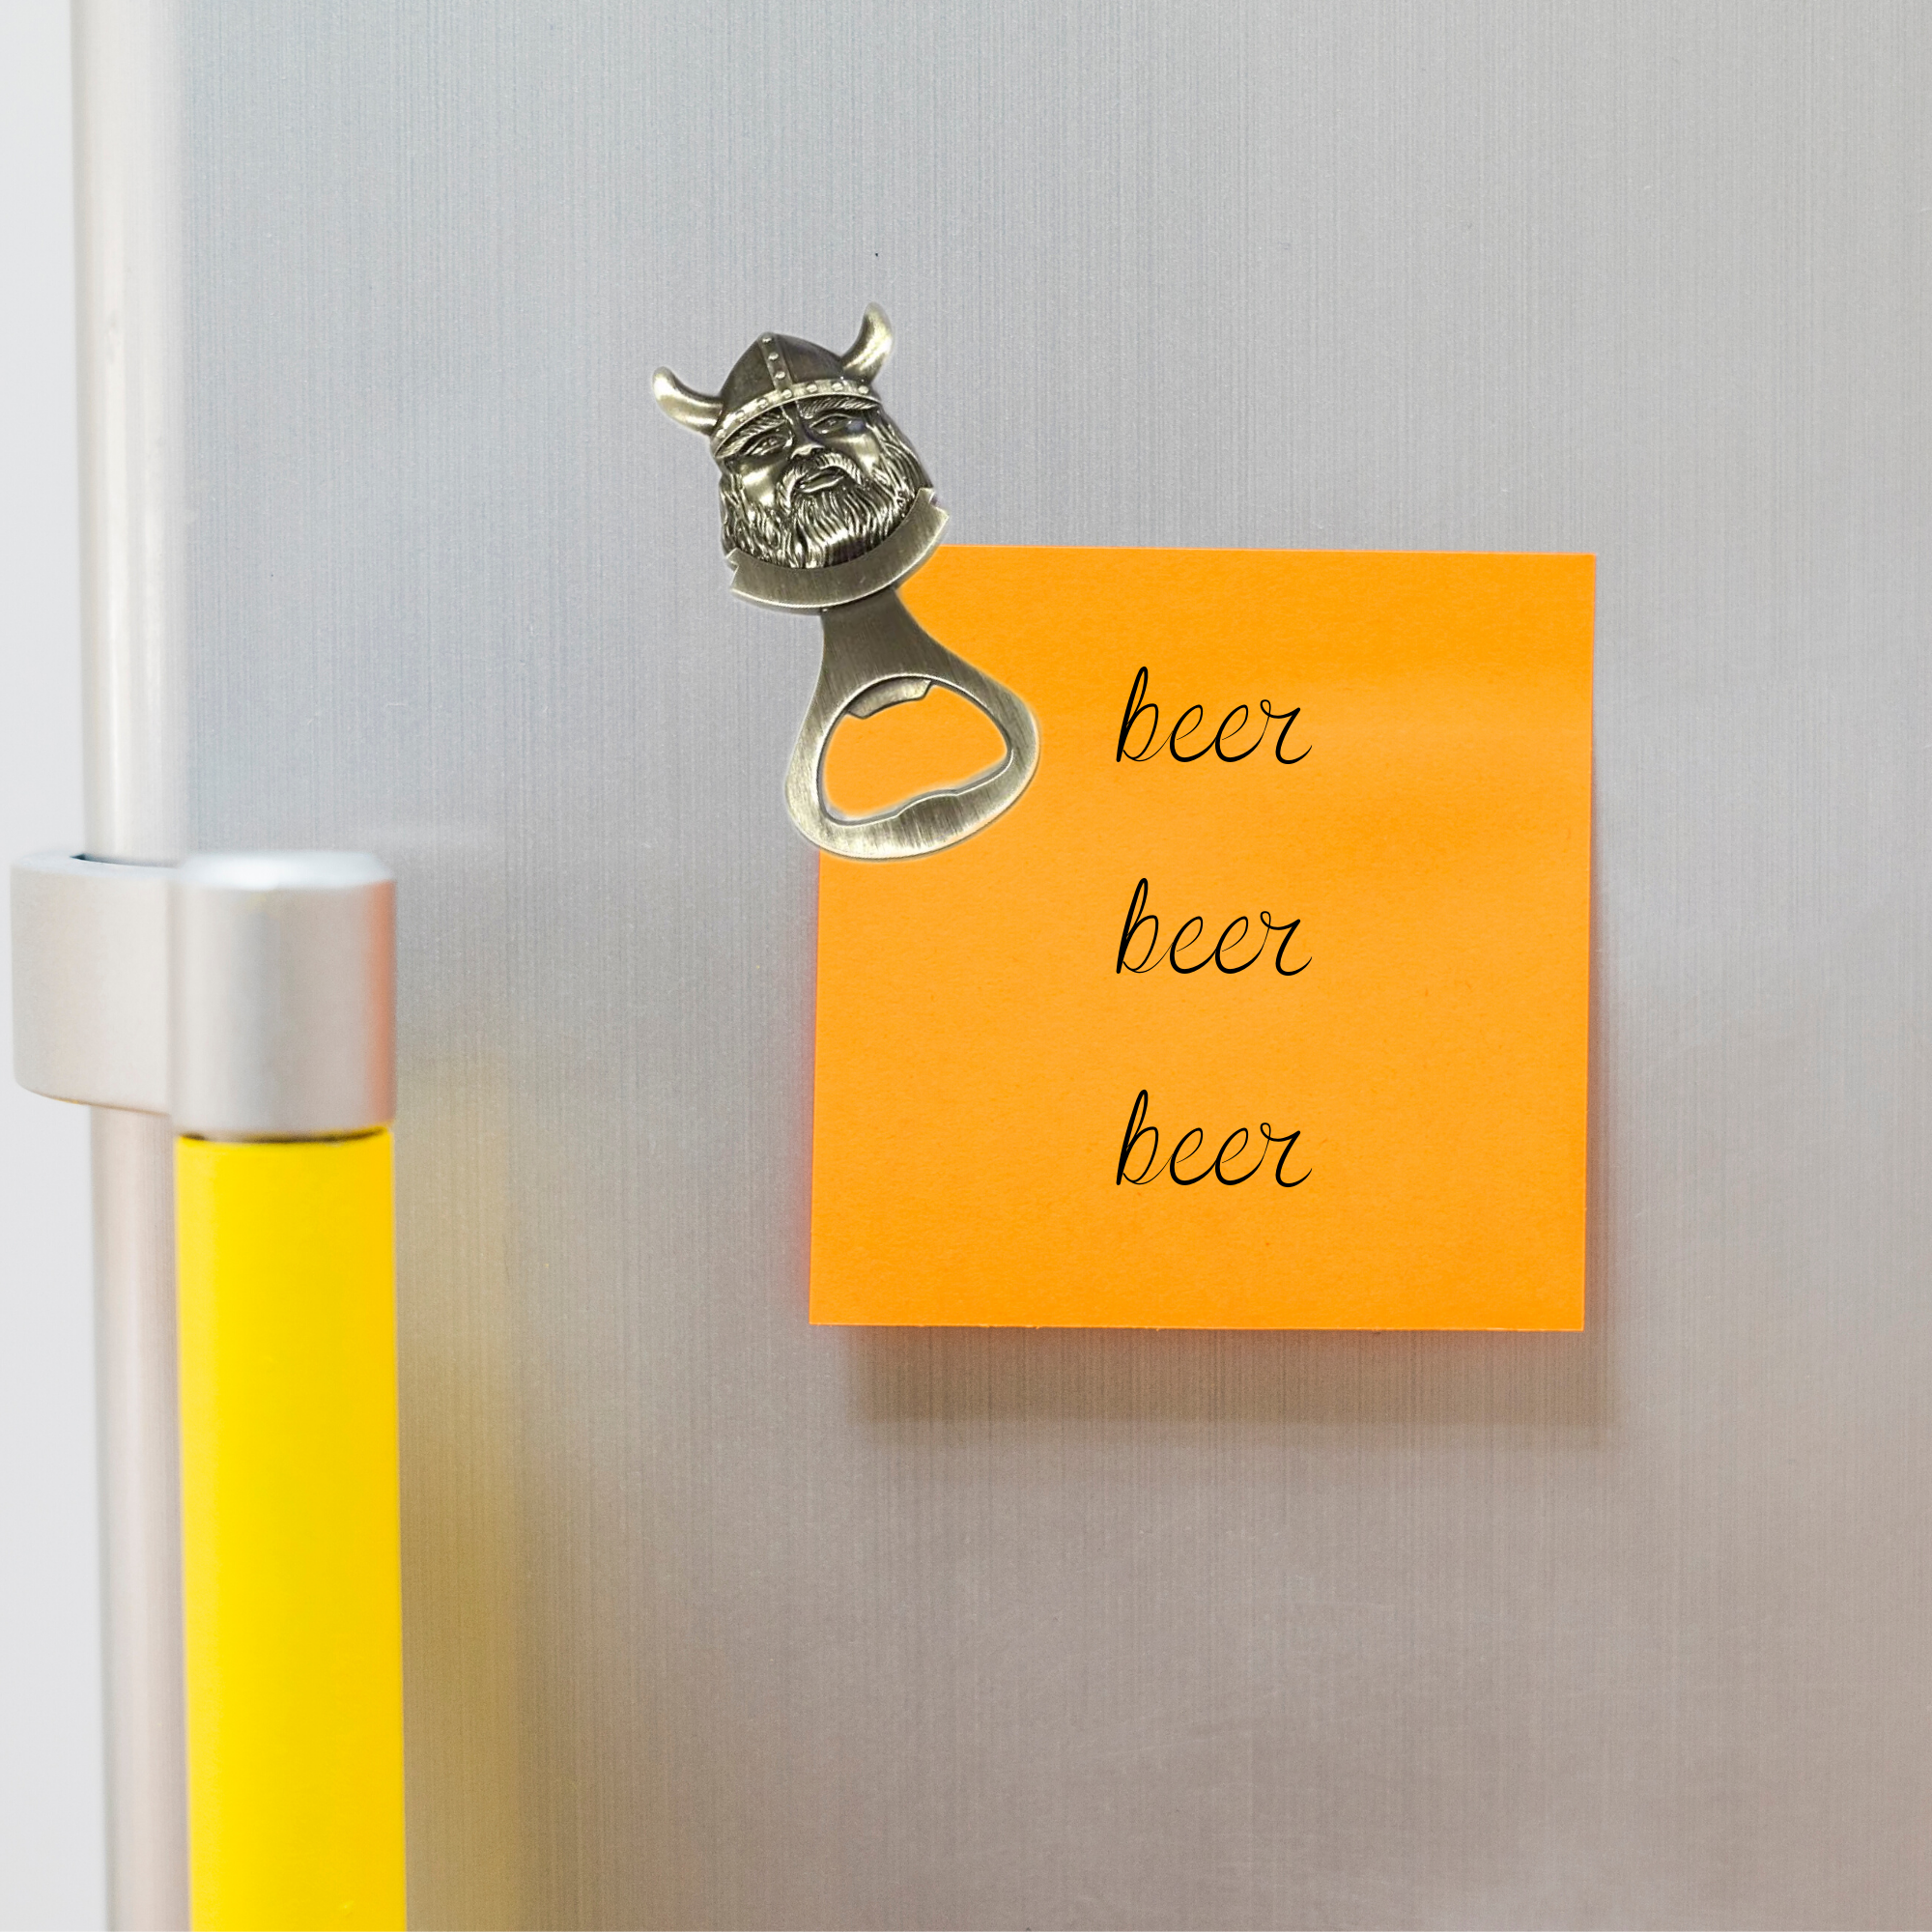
[652,366,723,437]
[839,303,893,384]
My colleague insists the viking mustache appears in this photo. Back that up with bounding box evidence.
[717,412,927,569]
[778,448,867,512]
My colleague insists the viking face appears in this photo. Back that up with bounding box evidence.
[714,392,928,570]
[654,305,930,574]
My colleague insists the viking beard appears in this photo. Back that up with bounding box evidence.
[717,416,928,569]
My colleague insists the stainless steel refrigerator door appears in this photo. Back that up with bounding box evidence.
[121,2,1932,1923]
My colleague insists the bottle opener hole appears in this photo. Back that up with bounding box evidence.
[822,682,1009,820]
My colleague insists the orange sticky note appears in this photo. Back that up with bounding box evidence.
[811,547,1593,1328]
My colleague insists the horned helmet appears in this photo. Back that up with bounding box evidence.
[653,305,934,580]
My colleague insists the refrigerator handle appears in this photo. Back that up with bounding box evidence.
[12,850,406,1929]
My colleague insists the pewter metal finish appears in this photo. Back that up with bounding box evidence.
[169,854,396,1141]
[660,312,1040,858]
[73,0,191,1920]
[793,590,1039,861]
[12,855,170,1115]
[162,4,1932,1923]
[727,490,949,611]
[652,303,893,451]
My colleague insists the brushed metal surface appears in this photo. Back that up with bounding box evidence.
[170,852,395,1140]
[790,586,1038,861]
[164,3,1932,1923]
[73,0,192,1921]
[655,305,1038,857]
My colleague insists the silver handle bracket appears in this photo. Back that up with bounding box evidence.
[11,849,395,1140]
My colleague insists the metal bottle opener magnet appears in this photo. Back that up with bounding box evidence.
[654,305,1039,860]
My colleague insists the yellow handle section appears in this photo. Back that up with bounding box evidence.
[177,1130,406,1930]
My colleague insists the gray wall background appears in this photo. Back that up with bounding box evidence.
[0,4,106,1926]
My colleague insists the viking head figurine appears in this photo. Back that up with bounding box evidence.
[654,304,953,611]
[655,305,1037,861]
[655,305,930,574]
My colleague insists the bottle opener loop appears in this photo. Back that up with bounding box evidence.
[787,589,1039,861]
[654,304,1042,861]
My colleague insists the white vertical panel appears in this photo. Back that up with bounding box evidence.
[0,4,104,1926]
[70,0,194,1919]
